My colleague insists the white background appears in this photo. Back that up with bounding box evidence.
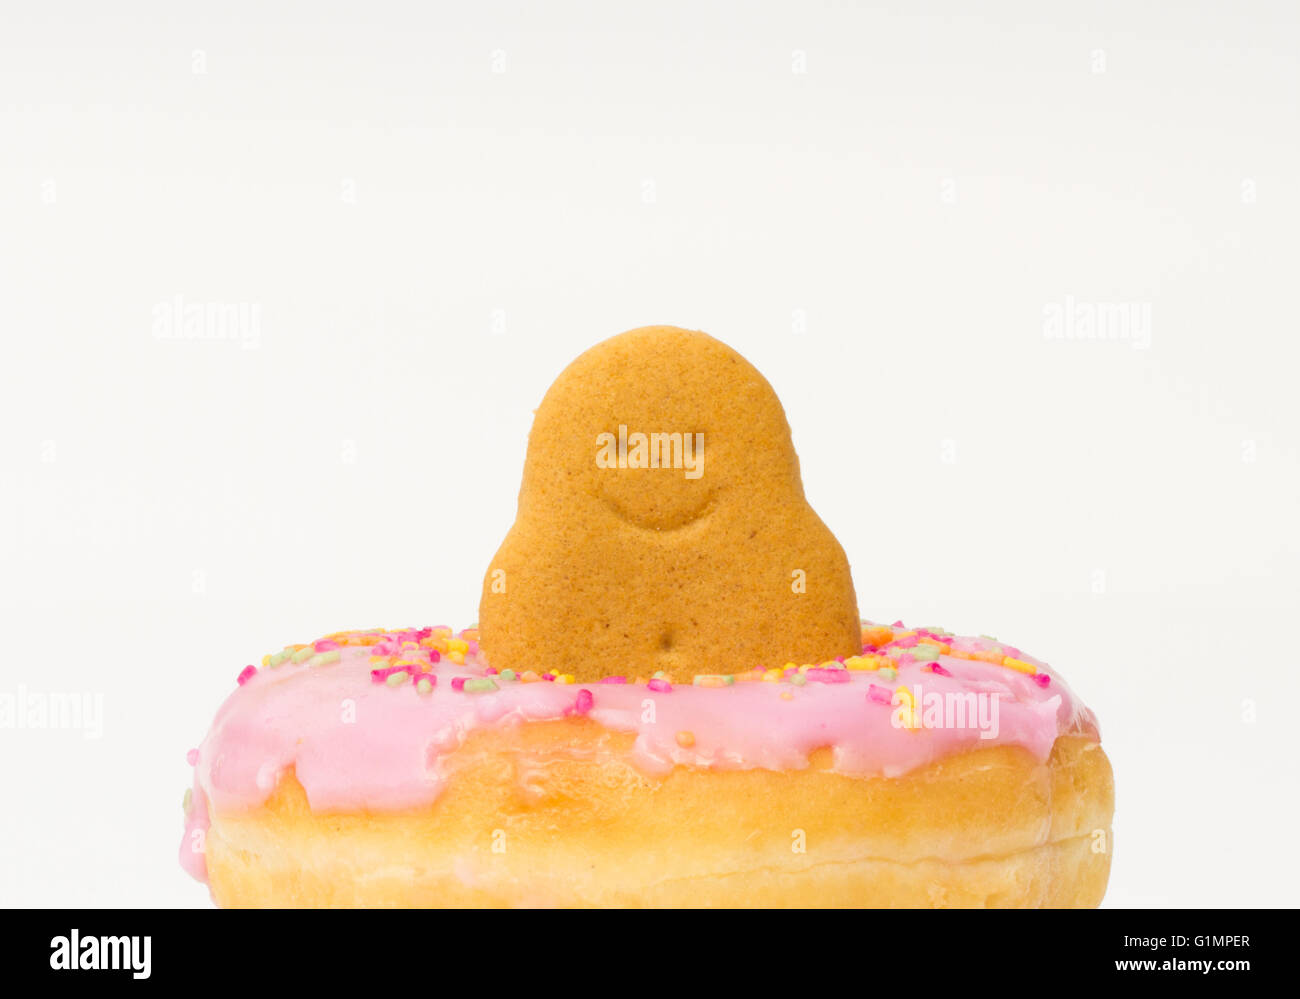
[1,1,1297,907]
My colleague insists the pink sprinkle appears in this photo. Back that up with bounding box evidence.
[891,620,905,628]
[451,677,467,691]
[572,689,594,715]
[428,650,441,663]
[928,663,952,677]
[485,666,498,675]
[892,635,920,649]
[185,748,200,766]
[542,673,556,682]
[467,640,480,656]
[647,678,672,692]
[314,639,341,652]
[867,683,893,705]
[1033,673,1051,688]
[236,665,256,685]
[806,668,850,684]
[599,676,628,684]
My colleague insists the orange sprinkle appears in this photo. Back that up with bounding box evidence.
[676,731,695,748]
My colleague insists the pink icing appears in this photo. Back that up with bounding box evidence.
[180,624,1100,886]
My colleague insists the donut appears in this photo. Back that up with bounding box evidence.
[181,623,1112,907]
[179,326,1113,907]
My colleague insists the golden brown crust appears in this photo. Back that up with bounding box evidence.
[203,729,1113,907]
[478,326,861,682]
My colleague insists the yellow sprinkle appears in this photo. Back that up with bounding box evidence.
[819,660,843,670]
[559,674,576,684]
[762,669,783,682]
[676,731,695,748]
[845,655,879,671]
[357,635,381,646]
[894,686,920,729]
[447,650,466,665]
[261,654,271,667]
[1002,656,1038,675]
[446,638,469,654]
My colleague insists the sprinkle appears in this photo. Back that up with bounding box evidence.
[268,651,291,668]
[236,665,256,685]
[291,647,315,664]
[676,731,695,748]
[499,669,517,682]
[446,638,469,654]
[261,654,271,667]
[844,655,877,671]
[385,671,410,687]
[448,650,466,665]
[693,674,734,687]
[806,667,850,684]
[571,688,594,715]
[182,788,192,813]
[790,672,807,686]
[762,669,783,682]
[186,748,199,766]
[1001,656,1038,675]
[314,639,341,652]
[464,677,499,693]
[599,676,629,684]
[927,662,953,677]
[1033,673,1052,688]
[910,644,942,662]
[520,670,542,683]
[862,625,894,646]
[308,650,341,667]
[647,677,672,692]
[877,666,897,681]
[558,674,576,684]
[451,676,467,691]
[866,683,893,705]
[416,677,434,695]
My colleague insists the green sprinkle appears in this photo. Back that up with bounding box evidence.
[268,650,290,668]
[386,671,410,687]
[291,647,315,663]
[309,650,340,667]
[791,673,807,686]
[878,666,898,680]
[415,677,433,695]
[911,645,941,662]
[182,788,192,813]
[498,669,516,682]
[979,634,999,643]
[464,678,499,693]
